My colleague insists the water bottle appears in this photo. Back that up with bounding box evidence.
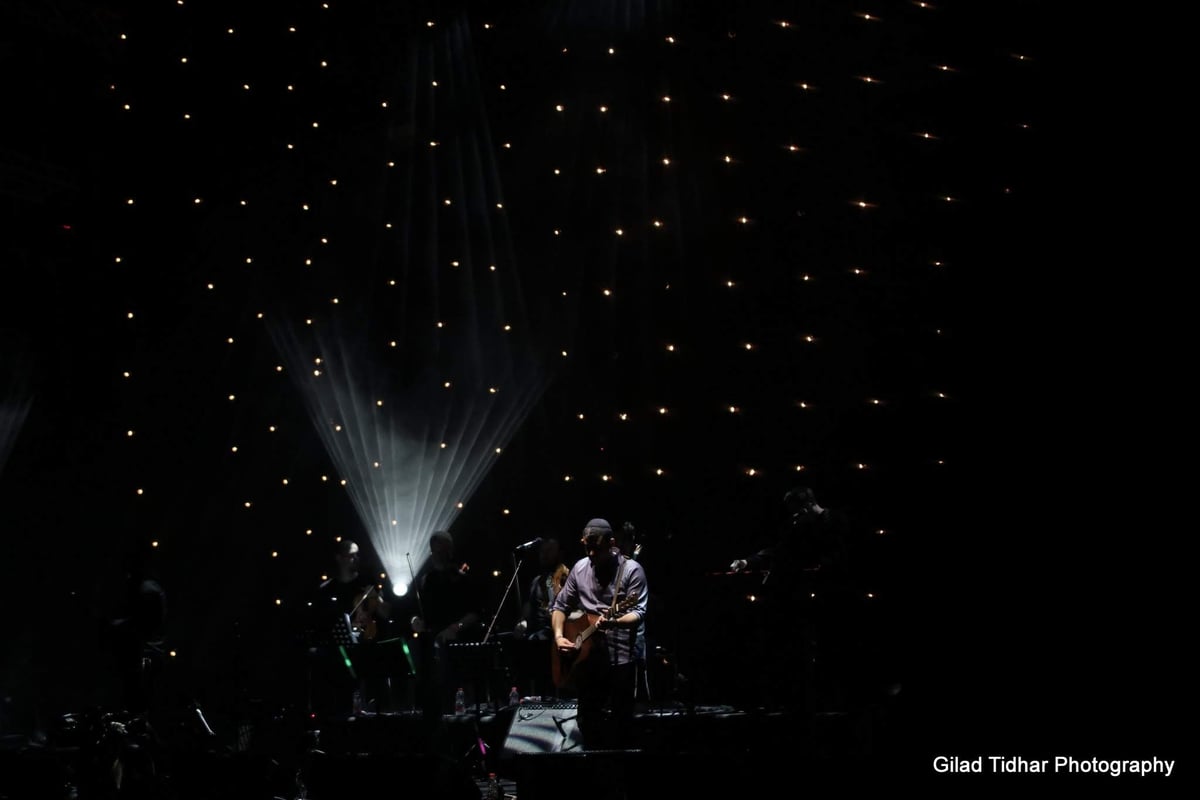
[508,686,520,707]
[454,687,466,715]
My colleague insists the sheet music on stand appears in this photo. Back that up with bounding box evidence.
[331,612,359,646]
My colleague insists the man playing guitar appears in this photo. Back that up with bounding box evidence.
[551,519,648,749]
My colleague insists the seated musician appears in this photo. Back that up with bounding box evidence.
[514,538,569,641]
[512,538,569,696]
[726,485,857,712]
[551,519,648,748]
[311,539,393,715]
[409,530,483,716]
[317,539,392,638]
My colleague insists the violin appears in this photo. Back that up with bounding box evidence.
[350,584,384,641]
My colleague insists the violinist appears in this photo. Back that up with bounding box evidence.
[310,539,394,716]
[317,539,392,642]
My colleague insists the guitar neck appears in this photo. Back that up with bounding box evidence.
[577,622,600,645]
[577,598,634,644]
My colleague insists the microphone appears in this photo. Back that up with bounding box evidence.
[513,537,543,551]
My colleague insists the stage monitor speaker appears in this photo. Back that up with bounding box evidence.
[501,701,583,756]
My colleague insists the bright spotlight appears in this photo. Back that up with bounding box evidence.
[392,581,408,597]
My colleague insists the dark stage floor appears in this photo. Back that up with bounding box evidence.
[0,700,898,799]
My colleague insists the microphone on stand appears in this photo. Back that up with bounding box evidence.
[513,537,543,551]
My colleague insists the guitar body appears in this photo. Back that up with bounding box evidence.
[550,592,638,690]
[551,610,600,690]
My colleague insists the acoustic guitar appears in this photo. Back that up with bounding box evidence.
[551,595,637,690]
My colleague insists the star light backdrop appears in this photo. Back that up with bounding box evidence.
[1,0,1044,721]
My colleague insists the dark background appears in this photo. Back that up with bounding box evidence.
[0,0,1181,776]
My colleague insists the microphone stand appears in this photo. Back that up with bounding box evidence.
[473,552,528,717]
[483,553,525,644]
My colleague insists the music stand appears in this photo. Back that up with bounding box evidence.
[332,613,358,646]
